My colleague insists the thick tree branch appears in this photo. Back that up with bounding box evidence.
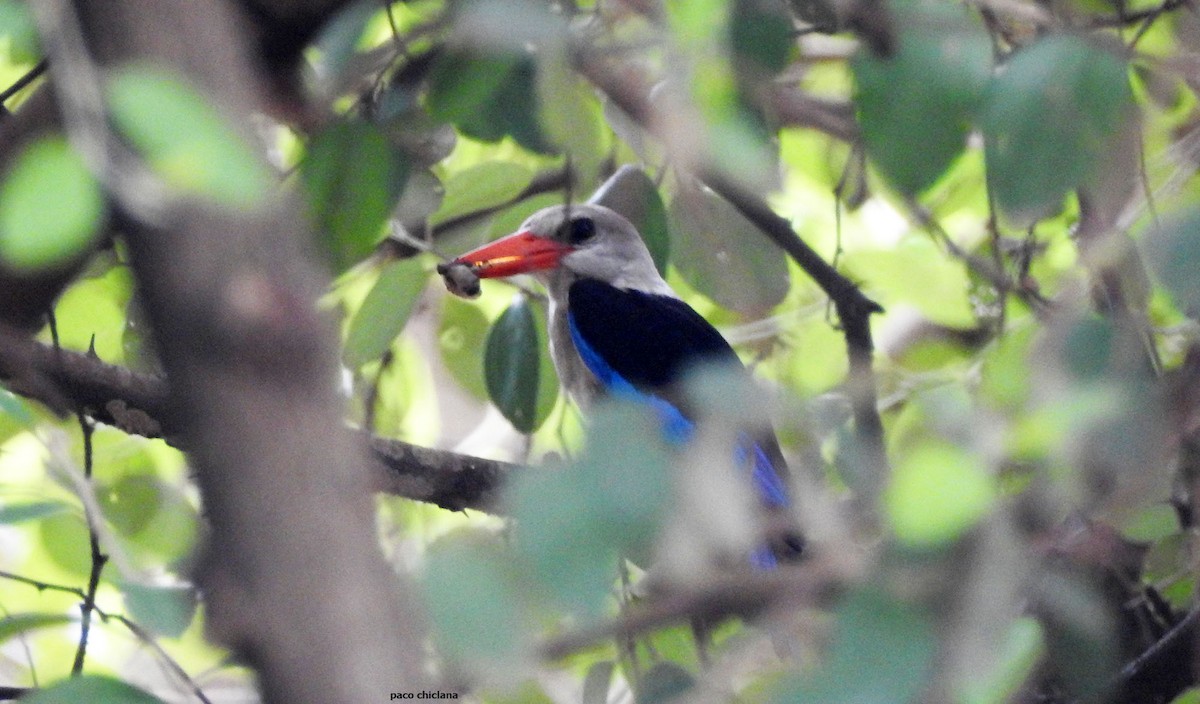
[36,1,431,700]
[0,331,511,513]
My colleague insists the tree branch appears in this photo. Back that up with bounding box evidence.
[0,330,511,513]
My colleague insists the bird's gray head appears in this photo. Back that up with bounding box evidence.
[450,203,667,293]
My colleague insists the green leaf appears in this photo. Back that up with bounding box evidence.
[0,613,73,643]
[438,295,491,399]
[668,185,789,314]
[107,64,273,209]
[982,35,1133,222]
[484,295,544,432]
[582,661,616,704]
[730,0,795,74]
[959,617,1045,704]
[422,531,528,668]
[21,674,167,704]
[0,136,104,272]
[343,259,427,368]
[885,439,995,549]
[431,161,535,226]
[427,50,550,153]
[853,1,992,195]
[0,388,34,427]
[637,662,695,704]
[0,0,39,62]
[0,501,69,524]
[536,45,606,179]
[508,401,672,615]
[121,582,198,638]
[589,165,670,274]
[1146,208,1200,313]
[302,120,411,273]
[771,587,937,704]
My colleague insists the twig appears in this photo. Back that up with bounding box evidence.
[0,59,48,107]
[541,562,845,660]
[70,412,107,675]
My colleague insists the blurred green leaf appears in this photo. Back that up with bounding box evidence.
[0,500,69,524]
[0,388,33,427]
[960,617,1045,704]
[428,50,550,153]
[107,65,274,209]
[669,185,789,314]
[38,512,92,576]
[302,120,410,273]
[0,136,104,272]
[344,259,427,368]
[422,531,528,668]
[438,295,491,398]
[772,587,936,704]
[432,161,535,226]
[886,440,994,548]
[637,662,695,704]
[537,46,606,180]
[508,401,672,615]
[0,613,72,643]
[485,295,547,432]
[582,661,616,704]
[589,165,670,275]
[1146,208,1200,313]
[21,675,166,704]
[853,0,991,195]
[982,35,1133,221]
[1119,503,1178,543]
[0,0,39,62]
[121,582,198,638]
[1171,690,1200,704]
[730,0,795,74]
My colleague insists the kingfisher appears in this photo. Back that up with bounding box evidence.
[444,203,803,566]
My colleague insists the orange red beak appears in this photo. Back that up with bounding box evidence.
[450,231,573,278]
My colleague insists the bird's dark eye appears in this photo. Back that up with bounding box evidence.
[566,217,595,245]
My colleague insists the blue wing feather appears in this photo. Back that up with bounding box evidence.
[566,279,789,510]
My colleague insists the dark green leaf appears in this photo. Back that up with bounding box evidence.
[21,674,167,704]
[669,185,789,314]
[637,662,695,704]
[122,582,198,638]
[0,136,104,272]
[589,165,670,274]
[0,613,73,643]
[427,50,551,153]
[484,296,544,432]
[302,120,410,273]
[422,531,527,668]
[982,35,1133,221]
[343,259,427,368]
[0,501,69,524]
[107,65,273,209]
[852,1,991,195]
[731,0,795,73]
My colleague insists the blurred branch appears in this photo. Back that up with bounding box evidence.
[37,0,432,700]
[0,59,48,108]
[0,331,510,513]
[541,558,849,660]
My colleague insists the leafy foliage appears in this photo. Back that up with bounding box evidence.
[2,0,1200,702]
